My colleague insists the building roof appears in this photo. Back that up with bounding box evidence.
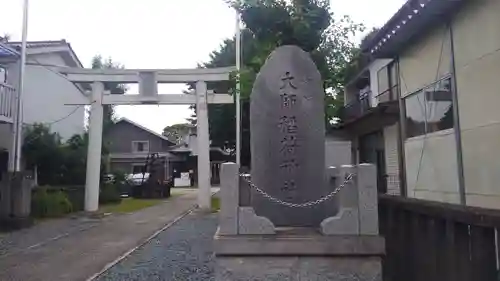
[0,43,19,58]
[363,0,466,58]
[6,40,83,68]
[114,118,175,145]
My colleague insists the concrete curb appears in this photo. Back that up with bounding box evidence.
[85,204,198,281]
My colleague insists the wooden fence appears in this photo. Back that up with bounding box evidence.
[379,195,500,281]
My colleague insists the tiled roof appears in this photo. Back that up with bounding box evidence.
[6,40,83,67]
[6,40,68,49]
[364,0,466,58]
[0,43,19,58]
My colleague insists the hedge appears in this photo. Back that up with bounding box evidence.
[31,187,73,218]
[31,183,123,218]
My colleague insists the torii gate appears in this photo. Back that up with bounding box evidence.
[58,67,235,212]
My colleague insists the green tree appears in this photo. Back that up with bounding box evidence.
[162,123,193,144]
[191,0,364,166]
[0,34,10,43]
[90,55,127,133]
[23,124,65,185]
[22,124,101,186]
[60,134,88,185]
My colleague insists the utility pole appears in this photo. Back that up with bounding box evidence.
[235,11,241,167]
[13,0,29,172]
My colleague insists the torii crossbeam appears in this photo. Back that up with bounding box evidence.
[58,66,236,212]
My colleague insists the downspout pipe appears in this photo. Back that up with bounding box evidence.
[448,21,467,205]
[395,57,408,197]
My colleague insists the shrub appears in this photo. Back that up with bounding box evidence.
[99,184,122,205]
[63,186,85,211]
[31,187,73,218]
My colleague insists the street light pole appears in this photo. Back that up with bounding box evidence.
[235,11,241,167]
[13,0,29,172]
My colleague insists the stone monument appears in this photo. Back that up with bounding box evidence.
[250,44,331,227]
[214,45,384,281]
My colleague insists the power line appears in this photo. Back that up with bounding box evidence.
[25,60,87,95]
[22,100,95,145]
[46,104,85,126]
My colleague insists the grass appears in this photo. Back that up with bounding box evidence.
[100,198,166,214]
[211,196,220,213]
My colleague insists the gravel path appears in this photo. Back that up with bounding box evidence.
[96,211,218,281]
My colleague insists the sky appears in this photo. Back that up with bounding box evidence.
[0,0,405,133]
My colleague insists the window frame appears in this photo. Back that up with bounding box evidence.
[0,65,7,83]
[403,75,454,140]
[131,163,145,174]
[376,61,399,102]
[131,140,150,153]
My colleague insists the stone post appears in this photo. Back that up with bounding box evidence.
[219,162,239,235]
[0,172,11,219]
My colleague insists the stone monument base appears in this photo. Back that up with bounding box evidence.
[214,228,384,281]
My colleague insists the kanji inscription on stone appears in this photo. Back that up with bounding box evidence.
[250,45,327,227]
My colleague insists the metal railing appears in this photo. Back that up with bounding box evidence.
[339,91,372,122]
[375,85,398,103]
[339,86,399,123]
[0,82,15,122]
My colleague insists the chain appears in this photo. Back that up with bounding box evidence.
[239,173,355,208]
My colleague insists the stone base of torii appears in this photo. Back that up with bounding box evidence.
[58,67,236,212]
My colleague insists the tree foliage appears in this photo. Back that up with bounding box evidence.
[22,124,87,185]
[90,55,127,133]
[191,0,364,166]
[162,123,193,144]
[0,33,10,43]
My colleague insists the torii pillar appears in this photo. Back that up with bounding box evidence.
[195,80,211,210]
[59,67,235,213]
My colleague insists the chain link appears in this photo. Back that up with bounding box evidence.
[239,173,355,208]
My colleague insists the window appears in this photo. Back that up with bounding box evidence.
[0,65,6,83]
[404,77,454,138]
[132,164,144,174]
[132,141,149,153]
[377,62,398,102]
[378,66,389,95]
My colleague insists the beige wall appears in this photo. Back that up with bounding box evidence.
[399,21,458,203]
[397,0,500,208]
[325,136,351,168]
[404,129,460,204]
[399,24,451,98]
[451,0,500,208]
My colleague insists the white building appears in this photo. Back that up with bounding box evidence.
[0,40,86,172]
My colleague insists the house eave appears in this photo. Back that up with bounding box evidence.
[364,0,466,59]
[335,101,400,136]
[7,40,84,68]
[0,43,20,60]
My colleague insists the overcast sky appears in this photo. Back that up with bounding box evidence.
[0,0,404,133]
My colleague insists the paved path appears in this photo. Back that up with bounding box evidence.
[0,189,201,281]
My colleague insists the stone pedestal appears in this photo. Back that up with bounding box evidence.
[216,162,383,280]
[214,228,384,281]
